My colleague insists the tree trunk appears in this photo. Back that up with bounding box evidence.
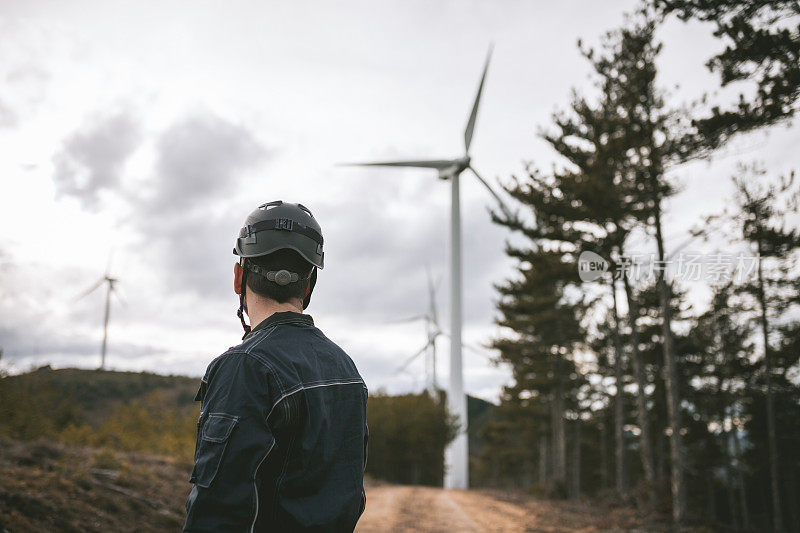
[726,462,739,531]
[722,402,741,531]
[539,434,549,488]
[707,475,717,524]
[787,467,798,533]
[571,418,581,499]
[651,195,686,525]
[552,385,567,492]
[653,379,667,483]
[611,283,627,495]
[732,422,750,530]
[553,304,567,495]
[756,240,783,532]
[622,271,657,509]
[715,307,742,531]
[600,419,609,491]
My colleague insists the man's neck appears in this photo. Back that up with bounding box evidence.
[245,290,303,329]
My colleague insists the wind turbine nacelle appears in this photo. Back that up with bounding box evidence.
[437,166,460,180]
[437,157,470,180]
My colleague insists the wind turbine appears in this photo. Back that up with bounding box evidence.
[344,46,511,490]
[394,268,442,396]
[77,261,121,371]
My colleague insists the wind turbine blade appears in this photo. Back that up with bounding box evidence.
[426,266,439,325]
[111,285,127,307]
[468,165,514,221]
[75,278,105,301]
[386,314,427,324]
[440,332,492,359]
[396,342,431,373]
[343,159,457,170]
[464,44,493,154]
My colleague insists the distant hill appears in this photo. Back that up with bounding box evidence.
[0,366,499,485]
[0,366,201,459]
[1,365,199,421]
[1,365,497,430]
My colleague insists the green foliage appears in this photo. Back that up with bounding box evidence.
[1,367,464,486]
[483,7,800,529]
[0,369,83,440]
[365,392,457,486]
[59,390,198,463]
[0,367,199,463]
[1,365,198,418]
[656,0,800,146]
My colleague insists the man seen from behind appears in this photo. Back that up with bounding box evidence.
[184,201,368,532]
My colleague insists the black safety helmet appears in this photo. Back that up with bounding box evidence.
[233,201,324,335]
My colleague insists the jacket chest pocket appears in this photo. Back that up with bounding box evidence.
[190,413,239,488]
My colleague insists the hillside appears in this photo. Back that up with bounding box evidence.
[0,366,200,462]
[0,438,650,533]
[1,366,199,419]
[0,367,653,531]
[0,438,190,532]
[1,366,493,428]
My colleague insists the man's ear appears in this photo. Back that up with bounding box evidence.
[234,262,243,295]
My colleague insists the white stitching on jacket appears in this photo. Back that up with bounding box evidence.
[265,379,365,423]
[249,439,276,533]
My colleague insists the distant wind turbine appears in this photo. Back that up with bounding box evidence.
[394,268,442,396]
[343,45,512,490]
[77,258,122,371]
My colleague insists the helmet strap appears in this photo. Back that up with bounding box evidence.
[238,259,251,339]
[302,267,317,310]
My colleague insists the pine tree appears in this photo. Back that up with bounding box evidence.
[656,0,800,147]
[686,282,755,529]
[587,12,718,521]
[492,248,585,496]
[542,11,697,515]
[694,165,800,530]
[729,168,800,532]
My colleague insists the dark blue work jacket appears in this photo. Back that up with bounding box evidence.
[184,312,368,532]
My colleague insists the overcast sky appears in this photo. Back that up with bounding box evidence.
[1,0,798,401]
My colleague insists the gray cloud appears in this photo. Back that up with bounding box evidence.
[38,102,508,390]
[0,322,165,367]
[149,113,267,213]
[0,63,49,129]
[52,109,142,210]
[45,107,269,317]
[0,100,18,128]
[0,248,165,371]
[135,112,268,299]
[311,175,508,328]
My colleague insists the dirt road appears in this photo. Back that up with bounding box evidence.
[355,485,648,533]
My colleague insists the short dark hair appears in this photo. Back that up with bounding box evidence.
[245,249,313,303]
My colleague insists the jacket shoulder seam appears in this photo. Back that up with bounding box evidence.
[266,379,365,422]
[241,329,292,393]
[219,350,286,396]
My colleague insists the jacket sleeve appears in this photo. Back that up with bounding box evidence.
[360,420,369,517]
[184,352,276,533]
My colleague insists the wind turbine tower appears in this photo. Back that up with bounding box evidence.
[394,269,442,396]
[78,269,120,370]
[346,46,510,489]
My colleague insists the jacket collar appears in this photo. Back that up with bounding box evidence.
[247,311,314,338]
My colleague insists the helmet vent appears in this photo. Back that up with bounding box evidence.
[297,204,314,217]
[258,200,283,210]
